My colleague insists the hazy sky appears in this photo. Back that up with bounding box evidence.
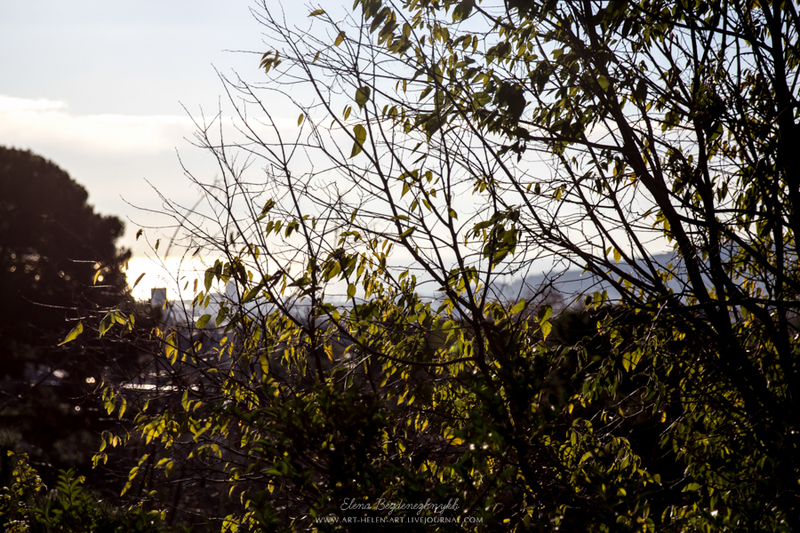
[1,1,341,298]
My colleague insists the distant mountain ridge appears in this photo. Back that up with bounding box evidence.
[496,252,683,304]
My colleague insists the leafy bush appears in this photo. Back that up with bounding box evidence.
[1,451,166,533]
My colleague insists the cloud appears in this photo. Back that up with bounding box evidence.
[0,94,194,154]
[0,95,69,112]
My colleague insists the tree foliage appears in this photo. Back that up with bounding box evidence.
[0,146,135,478]
[0,451,166,532]
[0,147,129,340]
[107,0,799,531]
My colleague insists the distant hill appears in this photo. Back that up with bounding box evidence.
[495,252,683,305]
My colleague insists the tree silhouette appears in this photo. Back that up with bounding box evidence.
[0,146,132,476]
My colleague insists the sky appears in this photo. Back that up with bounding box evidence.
[1,1,341,299]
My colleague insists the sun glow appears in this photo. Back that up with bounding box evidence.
[125,255,209,302]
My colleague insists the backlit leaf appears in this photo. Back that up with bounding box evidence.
[350,124,367,157]
[58,322,83,346]
[334,31,345,47]
[355,86,370,109]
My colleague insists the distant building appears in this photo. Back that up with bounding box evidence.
[150,288,167,311]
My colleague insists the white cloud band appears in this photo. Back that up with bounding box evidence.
[0,94,193,154]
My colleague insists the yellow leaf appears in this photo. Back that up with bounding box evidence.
[58,322,83,346]
[334,31,345,47]
[540,321,552,340]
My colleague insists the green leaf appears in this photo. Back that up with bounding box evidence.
[99,313,114,337]
[216,307,229,327]
[355,86,370,109]
[622,349,643,372]
[241,286,262,304]
[540,321,552,341]
[350,124,367,158]
[325,261,342,281]
[262,199,276,215]
[308,8,325,16]
[399,227,416,239]
[633,79,647,102]
[452,0,475,21]
[197,314,211,329]
[58,322,83,346]
[509,299,525,315]
[597,74,610,91]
